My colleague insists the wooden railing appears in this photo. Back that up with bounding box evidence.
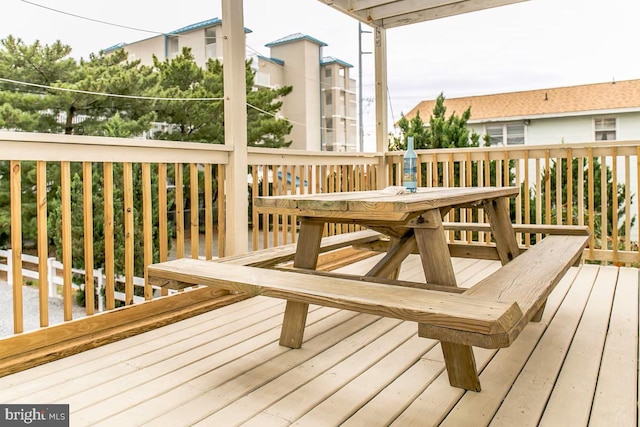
[0,132,229,336]
[248,148,381,250]
[387,140,640,265]
[0,133,384,345]
[1,132,640,348]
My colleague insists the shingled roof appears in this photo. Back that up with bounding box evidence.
[406,79,640,123]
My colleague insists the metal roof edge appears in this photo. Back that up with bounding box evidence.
[321,56,354,68]
[266,33,328,48]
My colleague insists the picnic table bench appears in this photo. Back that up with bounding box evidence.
[146,187,590,391]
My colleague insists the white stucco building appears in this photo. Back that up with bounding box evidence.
[104,18,357,151]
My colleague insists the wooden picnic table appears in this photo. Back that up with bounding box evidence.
[254,186,521,287]
[150,185,588,391]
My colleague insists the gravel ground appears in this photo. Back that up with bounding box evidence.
[0,280,86,338]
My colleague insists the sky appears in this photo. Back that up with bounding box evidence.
[2,0,640,149]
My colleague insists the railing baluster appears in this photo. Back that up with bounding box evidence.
[10,160,23,334]
[142,162,153,300]
[601,154,608,262]
[123,162,134,305]
[612,149,618,264]
[567,149,573,226]
[190,163,199,259]
[104,162,115,310]
[82,162,94,314]
[217,165,226,258]
[158,163,169,297]
[204,164,214,259]
[588,149,595,258]
[174,163,184,258]
[37,161,50,324]
[61,161,73,320]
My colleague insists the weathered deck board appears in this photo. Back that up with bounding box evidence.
[589,267,639,426]
[539,266,618,425]
[0,256,637,427]
[488,264,600,426]
[435,266,579,427]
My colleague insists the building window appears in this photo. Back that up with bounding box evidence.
[506,123,525,145]
[205,27,217,59]
[167,36,179,59]
[486,123,525,146]
[594,117,616,141]
[325,92,332,105]
[325,68,332,78]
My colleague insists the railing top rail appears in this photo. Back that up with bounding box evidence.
[0,131,231,163]
[0,131,232,152]
[249,147,381,166]
[384,139,640,161]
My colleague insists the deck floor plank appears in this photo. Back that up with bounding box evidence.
[0,296,277,400]
[136,312,383,426]
[539,266,619,426]
[437,266,579,427]
[0,258,637,427]
[288,335,438,427]
[589,266,639,426]
[488,264,600,427]
[57,301,307,414]
[77,305,354,425]
[389,347,496,426]
[98,307,361,426]
[210,320,415,426]
[340,353,444,426]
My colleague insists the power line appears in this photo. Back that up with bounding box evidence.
[21,0,168,36]
[0,77,224,101]
[0,76,332,129]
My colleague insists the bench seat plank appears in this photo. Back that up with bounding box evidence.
[419,234,589,349]
[218,229,383,268]
[147,258,523,336]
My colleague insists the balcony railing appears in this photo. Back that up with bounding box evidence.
[1,132,639,369]
[386,140,640,265]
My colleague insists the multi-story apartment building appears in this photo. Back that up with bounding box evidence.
[104,18,357,151]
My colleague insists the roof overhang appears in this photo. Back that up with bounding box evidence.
[318,0,528,28]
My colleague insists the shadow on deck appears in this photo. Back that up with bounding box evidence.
[0,254,637,426]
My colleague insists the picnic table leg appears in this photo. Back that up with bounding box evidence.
[365,233,417,279]
[414,209,457,287]
[484,197,520,265]
[441,341,482,392]
[279,220,324,348]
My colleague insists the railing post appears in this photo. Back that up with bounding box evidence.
[374,25,389,190]
[222,0,249,256]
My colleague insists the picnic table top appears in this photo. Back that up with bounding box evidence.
[255,186,520,222]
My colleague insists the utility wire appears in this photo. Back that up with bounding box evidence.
[21,0,351,93]
[21,0,169,36]
[0,76,323,128]
[0,77,225,101]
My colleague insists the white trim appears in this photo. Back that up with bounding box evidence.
[467,106,640,124]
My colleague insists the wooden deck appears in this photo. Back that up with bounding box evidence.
[0,254,637,426]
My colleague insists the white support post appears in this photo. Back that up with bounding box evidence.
[222,0,249,256]
[222,0,249,255]
[374,25,389,190]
